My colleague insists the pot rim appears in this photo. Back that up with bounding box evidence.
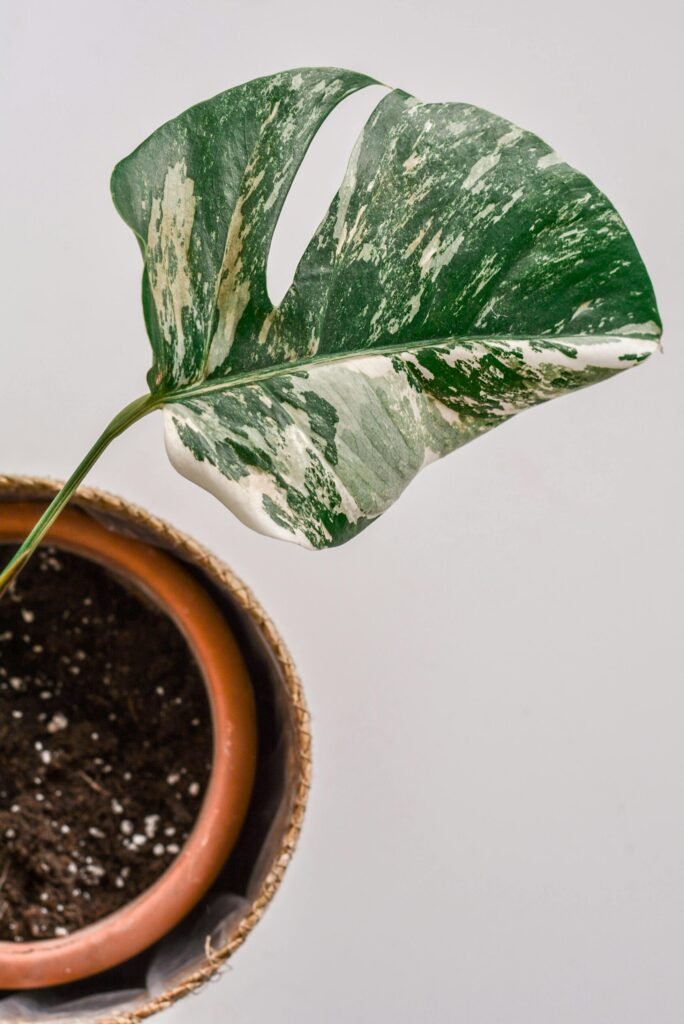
[0,502,258,990]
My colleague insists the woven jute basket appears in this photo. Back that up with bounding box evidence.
[0,476,311,1023]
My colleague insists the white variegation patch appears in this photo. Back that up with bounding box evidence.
[537,151,563,170]
[164,406,314,547]
[462,151,501,191]
[146,162,196,376]
[208,192,251,374]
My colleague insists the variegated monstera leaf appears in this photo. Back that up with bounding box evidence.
[111,67,661,549]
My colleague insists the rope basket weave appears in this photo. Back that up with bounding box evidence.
[0,476,311,1023]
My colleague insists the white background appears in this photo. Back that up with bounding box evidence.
[1,1,682,1021]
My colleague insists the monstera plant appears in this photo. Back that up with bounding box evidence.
[0,66,661,591]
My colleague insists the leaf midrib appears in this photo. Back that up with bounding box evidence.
[160,330,657,407]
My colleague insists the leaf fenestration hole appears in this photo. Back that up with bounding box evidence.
[266,84,388,308]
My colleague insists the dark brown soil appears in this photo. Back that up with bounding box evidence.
[0,543,212,943]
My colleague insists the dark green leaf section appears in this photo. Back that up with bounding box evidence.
[271,92,660,360]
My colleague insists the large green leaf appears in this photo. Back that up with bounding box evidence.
[111,67,661,549]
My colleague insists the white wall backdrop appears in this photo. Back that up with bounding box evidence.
[1,1,681,1020]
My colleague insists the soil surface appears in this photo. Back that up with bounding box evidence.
[0,543,212,942]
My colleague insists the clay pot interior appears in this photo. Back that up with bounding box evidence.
[0,491,305,1021]
[0,540,215,944]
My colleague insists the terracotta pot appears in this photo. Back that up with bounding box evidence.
[0,502,258,990]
